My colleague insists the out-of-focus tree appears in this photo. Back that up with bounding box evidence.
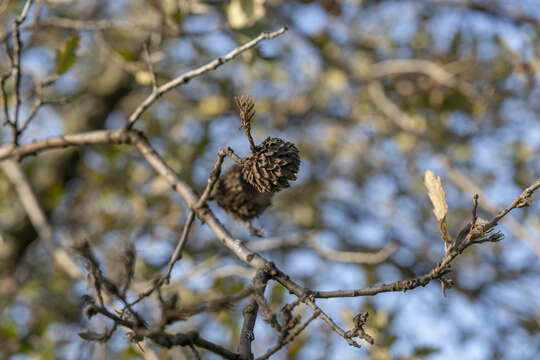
[0,0,539,359]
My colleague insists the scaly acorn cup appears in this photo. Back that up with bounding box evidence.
[235,95,300,193]
[212,165,273,222]
[241,137,300,193]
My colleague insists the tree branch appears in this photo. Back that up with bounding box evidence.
[0,129,131,161]
[314,179,539,299]
[239,270,269,359]
[3,126,537,351]
[126,26,287,129]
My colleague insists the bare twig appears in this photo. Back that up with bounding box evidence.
[370,59,476,97]
[345,312,374,346]
[164,147,232,282]
[246,233,308,252]
[472,193,479,219]
[257,310,321,360]
[314,178,539,299]
[9,0,35,145]
[165,287,254,319]
[128,132,365,346]
[368,76,540,255]
[239,271,269,359]
[148,331,241,360]
[239,299,259,360]
[18,74,60,135]
[0,129,131,161]
[163,211,195,283]
[486,179,540,231]
[440,157,540,256]
[0,73,10,126]
[82,293,241,359]
[126,27,287,129]
[309,238,397,264]
[3,125,536,352]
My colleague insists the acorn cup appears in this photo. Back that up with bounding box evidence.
[235,95,300,193]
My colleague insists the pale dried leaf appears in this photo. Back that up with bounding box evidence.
[424,170,448,222]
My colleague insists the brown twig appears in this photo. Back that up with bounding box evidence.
[164,146,237,282]
[1,73,11,128]
[18,74,60,135]
[2,125,537,352]
[239,271,269,359]
[472,193,479,224]
[309,238,398,264]
[0,129,131,161]
[486,179,540,230]
[8,0,35,145]
[163,211,196,283]
[313,180,540,299]
[257,310,321,360]
[126,27,287,129]
[165,287,254,319]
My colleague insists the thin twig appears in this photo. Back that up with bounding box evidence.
[3,126,537,351]
[0,129,131,161]
[239,271,269,360]
[18,74,60,135]
[313,179,540,299]
[309,238,397,264]
[10,0,35,145]
[1,73,12,128]
[440,156,540,256]
[126,27,287,129]
[164,211,195,282]
[165,287,254,319]
[239,298,259,360]
[486,179,540,230]
[163,147,231,281]
[257,310,321,360]
[472,193,479,224]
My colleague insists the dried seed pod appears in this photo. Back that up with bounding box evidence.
[213,165,272,221]
[241,137,300,193]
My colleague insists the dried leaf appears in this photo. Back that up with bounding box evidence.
[424,170,448,222]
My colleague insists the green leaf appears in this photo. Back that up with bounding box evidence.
[413,346,440,356]
[449,29,461,56]
[55,34,79,75]
[115,48,138,62]
[0,322,18,338]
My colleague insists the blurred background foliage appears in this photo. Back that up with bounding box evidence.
[0,0,539,359]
